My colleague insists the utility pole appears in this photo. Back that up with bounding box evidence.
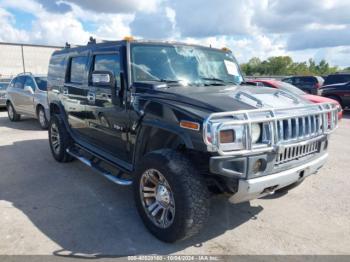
[21,44,26,73]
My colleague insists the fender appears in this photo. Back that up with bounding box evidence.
[132,119,195,165]
[141,119,194,148]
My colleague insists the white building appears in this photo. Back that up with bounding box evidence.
[0,42,62,78]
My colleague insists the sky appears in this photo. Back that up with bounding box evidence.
[0,0,349,67]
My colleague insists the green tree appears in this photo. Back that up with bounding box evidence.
[240,56,339,76]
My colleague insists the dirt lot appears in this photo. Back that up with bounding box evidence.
[0,109,349,256]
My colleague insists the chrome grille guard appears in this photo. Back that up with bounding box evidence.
[203,102,339,156]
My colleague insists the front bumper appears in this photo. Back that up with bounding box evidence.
[229,152,328,203]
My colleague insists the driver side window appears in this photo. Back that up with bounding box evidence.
[24,77,36,91]
[93,54,121,88]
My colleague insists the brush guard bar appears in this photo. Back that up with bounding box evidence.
[203,102,339,156]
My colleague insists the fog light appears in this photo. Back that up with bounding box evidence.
[252,159,264,174]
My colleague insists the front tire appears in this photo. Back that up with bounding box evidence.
[7,102,21,122]
[133,149,210,242]
[48,115,74,163]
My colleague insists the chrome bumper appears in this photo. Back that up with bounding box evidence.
[229,153,328,203]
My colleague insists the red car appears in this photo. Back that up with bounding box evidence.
[246,79,343,120]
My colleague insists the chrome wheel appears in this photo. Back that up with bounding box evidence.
[39,109,46,127]
[140,169,175,228]
[50,123,61,154]
[8,104,14,120]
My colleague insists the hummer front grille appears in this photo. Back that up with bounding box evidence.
[275,139,320,165]
[277,115,323,142]
[203,102,338,156]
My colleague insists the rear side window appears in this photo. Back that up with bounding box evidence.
[297,77,316,84]
[325,74,350,85]
[69,56,88,84]
[93,54,121,86]
[14,76,26,89]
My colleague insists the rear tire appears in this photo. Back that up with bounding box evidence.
[7,102,21,122]
[133,149,210,242]
[38,106,49,129]
[48,115,74,163]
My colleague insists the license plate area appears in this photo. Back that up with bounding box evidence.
[275,140,320,165]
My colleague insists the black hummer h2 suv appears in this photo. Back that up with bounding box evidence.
[47,38,338,242]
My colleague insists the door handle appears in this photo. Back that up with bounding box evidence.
[87,92,96,103]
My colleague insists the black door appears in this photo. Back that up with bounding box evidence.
[342,82,350,107]
[84,52,131,163]
[62,55,90,137]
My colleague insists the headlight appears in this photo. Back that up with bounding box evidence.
[251,123,261,143]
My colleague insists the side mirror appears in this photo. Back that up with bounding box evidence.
[91,71,115,88]
[24,85,34,94]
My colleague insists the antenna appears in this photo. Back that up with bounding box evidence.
[65,42,71,48]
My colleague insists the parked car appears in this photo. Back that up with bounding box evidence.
[0,80,10,108]
[247,79,343,119]
[320,81,350,109]
[324,73,350,86]
[47,38,338,242]
[6,73,49,129]
[282,76,324,95]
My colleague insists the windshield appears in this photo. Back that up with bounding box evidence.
[0,83,8,90]
[131,44,243,86]
[35,77,47,91]
[276,81,305,95]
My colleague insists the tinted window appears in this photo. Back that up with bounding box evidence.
[48,55,66,79]
[325,74,350,85]
[35,77,47,91]
[69,56,88,84]
[14,76,26,89]
[93,54,120,86]
[24,77,36,90]
[296,77,316,84]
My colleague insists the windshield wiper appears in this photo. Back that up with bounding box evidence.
[201,77,225,82]
[158,79,181,83]
[201,77,238,86]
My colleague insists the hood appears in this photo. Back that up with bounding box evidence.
[303,94,338,105]
[152,85,311,113]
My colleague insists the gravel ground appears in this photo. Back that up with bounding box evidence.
[0,109,349,256]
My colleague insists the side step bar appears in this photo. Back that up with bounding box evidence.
[66,148,132,186]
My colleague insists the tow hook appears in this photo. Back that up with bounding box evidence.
[262,185,278,195]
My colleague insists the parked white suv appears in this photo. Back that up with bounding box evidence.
[6,73,49,129]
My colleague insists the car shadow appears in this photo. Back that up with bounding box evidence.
[0,139,263,257]
[0,111,42,131]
